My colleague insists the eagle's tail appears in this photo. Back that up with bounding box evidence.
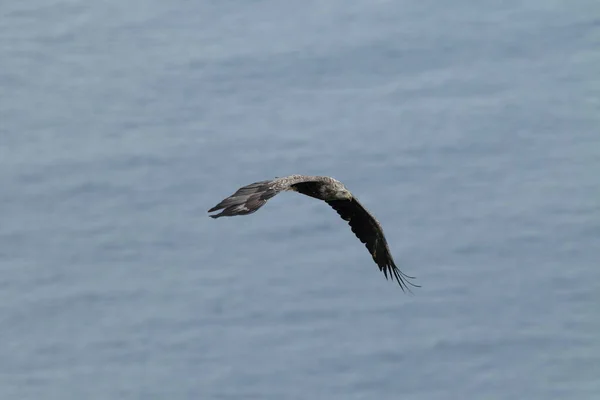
[208,180,278,218]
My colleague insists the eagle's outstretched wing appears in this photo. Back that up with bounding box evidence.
[207,175,322,218]
[325,197,418,292]
[208,180,277,218]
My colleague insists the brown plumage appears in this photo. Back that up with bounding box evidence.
[208,175,419,292]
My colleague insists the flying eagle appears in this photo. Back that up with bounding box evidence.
[208,175,419,292]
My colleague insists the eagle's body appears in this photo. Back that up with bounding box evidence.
[208,175,418,292]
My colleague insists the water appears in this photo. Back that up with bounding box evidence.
[1,1,599,399]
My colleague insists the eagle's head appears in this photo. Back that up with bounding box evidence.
[334,187,353,201]
[325,180,353,201]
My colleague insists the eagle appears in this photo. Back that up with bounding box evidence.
[208,175,419,292]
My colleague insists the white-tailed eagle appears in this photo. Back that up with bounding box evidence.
[208,175,418,292]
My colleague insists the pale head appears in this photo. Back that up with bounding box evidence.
[320,179,353,201]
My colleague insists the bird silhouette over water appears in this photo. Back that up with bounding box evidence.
[209,175,419,292]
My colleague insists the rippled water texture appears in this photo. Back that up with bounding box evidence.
[1,1,599,399]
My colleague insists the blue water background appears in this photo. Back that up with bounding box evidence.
[1,1,599,399]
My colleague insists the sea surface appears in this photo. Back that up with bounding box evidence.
[1,1,599,399]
